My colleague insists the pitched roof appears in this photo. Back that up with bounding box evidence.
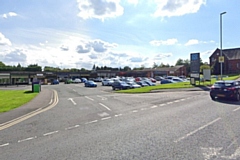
[222,48,240,60]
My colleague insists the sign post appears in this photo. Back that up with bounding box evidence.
[190,53,200,85]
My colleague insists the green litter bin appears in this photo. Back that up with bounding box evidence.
[33,84,40,93]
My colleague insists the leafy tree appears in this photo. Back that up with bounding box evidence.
[152,62,158,69]
[200,64,210,73]
[123,66,131,71]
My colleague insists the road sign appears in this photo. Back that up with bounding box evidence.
[219,56,224,63]
[190,53,200,73]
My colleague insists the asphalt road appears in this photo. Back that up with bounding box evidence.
[1,83,240,160]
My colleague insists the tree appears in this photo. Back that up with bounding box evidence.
[175,58,184,65]
[200,64,210,73]
[123,66,131,71]
[152,62,158,69]
[92,64,96,70]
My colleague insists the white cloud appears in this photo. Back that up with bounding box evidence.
[127,0,139,5]
[0,32,12,46]
[150,38,178,46]
[77,0,124,21]
[0,49,27,64]
[76,39,117,53]
[2,12,17,19]
[154,53,173,60]
[185,39,199,46]
[153,0,206,17]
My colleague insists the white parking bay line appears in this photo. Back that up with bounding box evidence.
[174,118,221,143]
[233,107,240,112]
[85,96,94,101]
[0,143,9,147]
[43,131,59,136]
[99,103,111,111]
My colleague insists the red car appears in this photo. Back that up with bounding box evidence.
[149,78,156,83]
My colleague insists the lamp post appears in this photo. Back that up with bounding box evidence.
[220,11,226,80]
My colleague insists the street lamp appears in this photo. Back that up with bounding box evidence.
[220,11,226,80]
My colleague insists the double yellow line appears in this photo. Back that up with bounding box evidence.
[0,90,59,131]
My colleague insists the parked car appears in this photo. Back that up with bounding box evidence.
[127,82,141,89]
[72,78,81,83]
[155,76,164,81]
[112,81,131,90]
[149,78,157,83]
[172,78,185,83]
[93,77,103,82]
[144,80,156,86]
[136,81,149,87]
[160,79,176,84]
[81,78,88,83]
[51,79,59,85]
[102,79,114,86]
[210,80,240,101]
[64,79,73,84]
[85,80,97,87]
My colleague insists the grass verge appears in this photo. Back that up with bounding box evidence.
[0,90,38,113]
[117,75,240,93]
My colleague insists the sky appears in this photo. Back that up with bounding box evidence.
[0,0,239,70]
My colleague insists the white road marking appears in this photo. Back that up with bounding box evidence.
[68,98,76,105]
[65,125,80,130]
[141,108,147,110]
[99,103,111,111]
[85,96,94,101]
[115,114,123,117]
[233,107,240,112]
[167,102,173,104]
[97,95,107,100]
[43,131,59,136]
[48,98,53,104]
[101,117,111,120]
[98,112,110,117]
[159,104,166,106]
[174,100,180,102]
[132,110,138,113]
[180,99,186,101]
[151,105,158,109]
[174,118,221,143]
[85,120,98,124]
[201,147,222,160]
[0,143,9,147]
[221,147,240,159]
[18,136,37,143]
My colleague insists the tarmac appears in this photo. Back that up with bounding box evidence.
[0,87,54,125]
[0,76,239,125]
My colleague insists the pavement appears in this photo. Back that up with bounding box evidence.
[0,88,54,125]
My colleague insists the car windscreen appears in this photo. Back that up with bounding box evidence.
[214,82,234,87]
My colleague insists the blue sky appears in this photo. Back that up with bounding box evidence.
[0,0,239,70]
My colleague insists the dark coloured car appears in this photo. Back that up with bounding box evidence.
[160,79,176,84]
[210,80,240,101]
[81,78,88,83]
[85,80,97,87]
[112,81,130,90]
[136,81,149,87]
[51,79,59,85]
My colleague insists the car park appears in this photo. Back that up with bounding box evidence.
[112,81,130,90]
[210,80,240,101]
[102,79,114,86]
[84,80,97,87]
[127,82,141,89]
[93,77,103,82]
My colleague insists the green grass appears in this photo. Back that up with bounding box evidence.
[117,75,240,94]
[0,90,38,113]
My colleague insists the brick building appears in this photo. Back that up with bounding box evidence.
[209,48,240,75]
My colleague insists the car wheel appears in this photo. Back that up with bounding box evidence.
[235,92,240,101]
[112,87,115,90]
[210,96,215,100]
[102,83,104,86]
